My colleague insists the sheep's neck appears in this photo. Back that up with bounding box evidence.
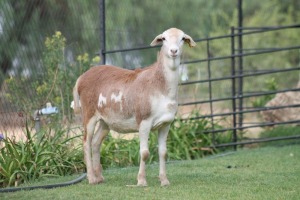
[157,51,180,100]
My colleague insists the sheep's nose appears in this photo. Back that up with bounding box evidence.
[171,49,178,54]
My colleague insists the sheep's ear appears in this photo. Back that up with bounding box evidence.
[150,34,163,46]
[184,34,197,47]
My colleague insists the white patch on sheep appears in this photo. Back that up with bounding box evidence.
[111,92,122,103]
[111,92,123,111]
[98,93,107,108]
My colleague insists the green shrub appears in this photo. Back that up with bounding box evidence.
[0,122,84,188]
[5,32,99,124]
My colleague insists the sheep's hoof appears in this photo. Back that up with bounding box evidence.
[137,179,148,187]
[159,175,170,186]
[160,179,170,187]
[88,176,104,184]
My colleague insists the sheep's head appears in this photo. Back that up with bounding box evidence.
[150,28,196,59]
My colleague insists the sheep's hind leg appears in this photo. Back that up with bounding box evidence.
[84,116,99,184]
[92,120,109,183]
[137,121,151,186]
[158,125,170,186]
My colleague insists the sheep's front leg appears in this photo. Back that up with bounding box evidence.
[158,125,170,186]
[91,120,109,183]
[137,121,151,186]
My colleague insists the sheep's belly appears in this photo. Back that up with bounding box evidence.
[104,117,139,133]
[96,95,178,132]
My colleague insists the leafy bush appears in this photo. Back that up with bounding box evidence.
[0,123,84,187]
[5,32,99,123]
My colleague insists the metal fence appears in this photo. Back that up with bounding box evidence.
[187,24,300,148]
[100,22,300,148]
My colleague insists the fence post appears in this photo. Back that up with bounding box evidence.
[237,0,244,133]
[231,27,238,150]
[99,0,106,64]
[206,39,215,144]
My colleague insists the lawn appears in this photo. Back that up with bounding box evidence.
[1,145,299,200]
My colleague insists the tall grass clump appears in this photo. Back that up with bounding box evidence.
[0,123,84,188]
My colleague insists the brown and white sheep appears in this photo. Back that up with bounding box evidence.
[72,28,196,186]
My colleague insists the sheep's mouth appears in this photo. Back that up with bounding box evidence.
[170,54,179,59]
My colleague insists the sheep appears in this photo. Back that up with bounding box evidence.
[72,28,196,186]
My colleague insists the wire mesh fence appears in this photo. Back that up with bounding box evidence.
[0,0,101,136]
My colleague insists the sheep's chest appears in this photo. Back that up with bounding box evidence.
[150,95,178,130]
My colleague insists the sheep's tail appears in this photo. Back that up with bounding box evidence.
[72,78,81,114]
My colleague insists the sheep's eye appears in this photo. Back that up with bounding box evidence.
[162,37,166,41]
[182,37,186,41]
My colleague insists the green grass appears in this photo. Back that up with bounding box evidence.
[1,145,299,200]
